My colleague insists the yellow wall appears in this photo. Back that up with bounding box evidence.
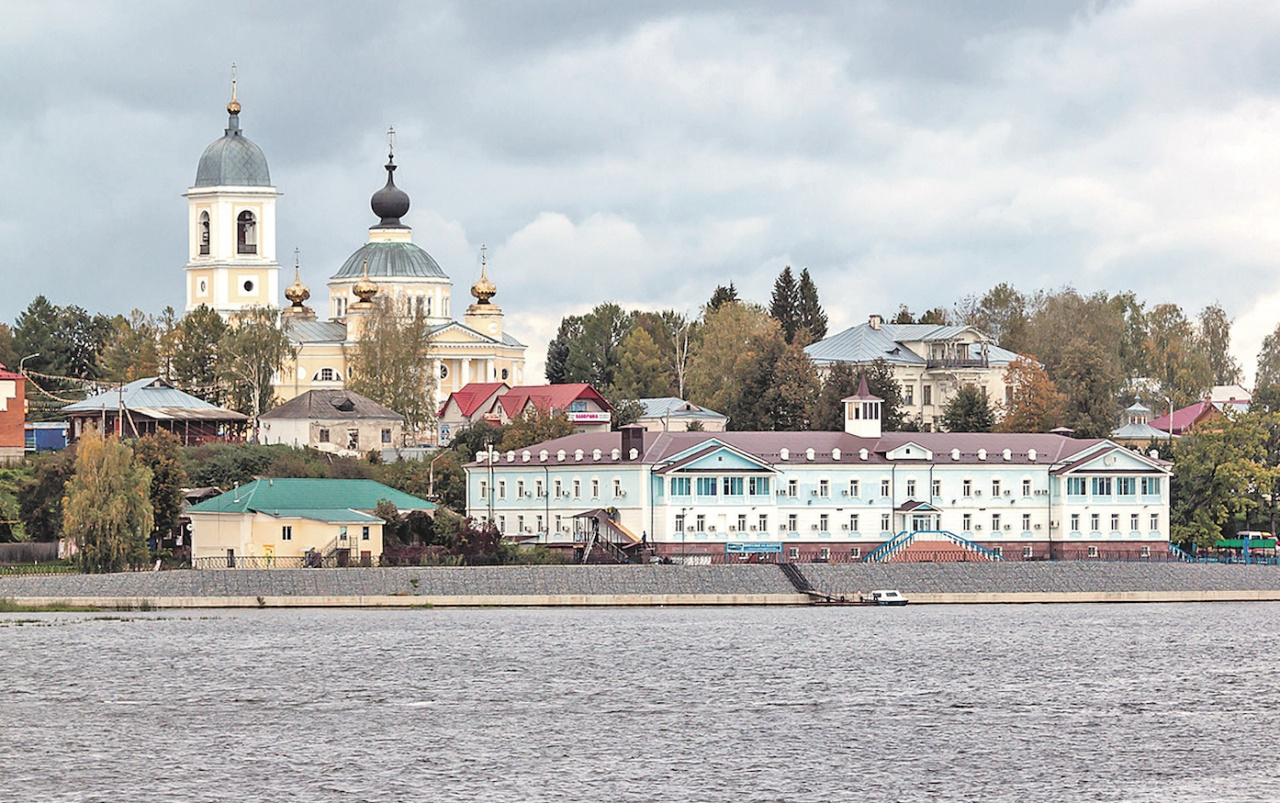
[189,511,384,565]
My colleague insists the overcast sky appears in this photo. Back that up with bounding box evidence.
[5,1,1280,383]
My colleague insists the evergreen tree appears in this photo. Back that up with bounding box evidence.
[613,327,670,399]
[890,305,915,324]
[63,431,154,573]
[795,268,827,343]
[759,341,820,430]
[1256,322,1280,394]
[940,384,995,433]
[18,447,76,542]
[545,315,582,384]
[562,303,635,390]
[169,304,229,401]
[917,307,949,326]
[859,359,908,432]
[769,266,800,343]
[706,282,739,312]
[686,302,783,428]
[813,362,860,431]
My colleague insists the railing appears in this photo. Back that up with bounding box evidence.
[193,554,372,570]
[862,531,914,563]
[925,357,988,369]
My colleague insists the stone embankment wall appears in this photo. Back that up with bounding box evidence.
[1,563,1278,607]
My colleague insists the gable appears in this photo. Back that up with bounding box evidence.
[680,448,774,473]
[886,441,932,460]
[1061,445,1167,475]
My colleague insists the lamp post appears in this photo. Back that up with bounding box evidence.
[18,353,39,375]
[1164,396,1174,441]
[427,450,451,500]
[485,442,497,527]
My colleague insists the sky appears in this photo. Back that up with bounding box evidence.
[5,0,1280,384]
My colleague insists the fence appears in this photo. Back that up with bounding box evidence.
[0,542,60,563]
[193,553,373,570]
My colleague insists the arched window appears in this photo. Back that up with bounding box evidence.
[237,211,257,255]
[199,211,210,255]
[313,367,339,382]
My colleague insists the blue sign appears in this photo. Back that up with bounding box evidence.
[726,542,783,554]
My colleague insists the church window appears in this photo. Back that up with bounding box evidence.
[439,364,449,379]
[426,295,433,316]
[198,279,207,296]
[414,296,425,317]
[313,368,338,382]
[501,368,509,380]
[199,211,210,255]
[242,279,255,293]
[237,211,257,255]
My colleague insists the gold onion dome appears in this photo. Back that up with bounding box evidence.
[353,257,379,303]
[227,64,241,114]
[470,246,496,304]
[285,258,310,305]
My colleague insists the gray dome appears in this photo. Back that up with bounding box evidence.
[194,112,271,187]
[371,161,410,226]
[332,242,448,280]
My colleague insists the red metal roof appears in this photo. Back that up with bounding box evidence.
[438,382,509,418]
[495,384,614,418]
[1147,401,1217,436]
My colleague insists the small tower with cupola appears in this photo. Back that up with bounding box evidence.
[184,68,281,317]
[843,376,883,439]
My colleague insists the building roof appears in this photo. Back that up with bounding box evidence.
[260,389,404,422]
[805,322,1020,366]
[495,384,614,418]
[332,241,448,280]
[469,429,1137,470]
[636,397,727,422]
[1110,422,1174,441]
[61,378,246,421]
[194,110,271,188]
[0,363,22,381]
[187,478,434,516]
[285,320,349,344]
[439,383,509,418]
[1148,401,1217,436]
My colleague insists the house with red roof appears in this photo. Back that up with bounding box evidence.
[0,364,26,464]
[437,382,615,443]
[1147,401,1221,437]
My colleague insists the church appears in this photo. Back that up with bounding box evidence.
[181,79,527,439]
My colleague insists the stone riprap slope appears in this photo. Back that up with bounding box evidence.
[798,562,1280,596]
[0,564,797,600]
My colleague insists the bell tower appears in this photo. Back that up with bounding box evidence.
[184,68,281,317]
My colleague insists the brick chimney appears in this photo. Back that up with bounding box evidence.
[868,314,882,330]
[620,424,645,460]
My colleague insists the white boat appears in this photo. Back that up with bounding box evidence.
[860,589,909,606]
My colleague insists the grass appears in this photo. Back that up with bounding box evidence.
[0,598,100,613]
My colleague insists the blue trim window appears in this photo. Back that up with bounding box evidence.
[1066,477,1086,496]
[1091,477,1112,496]
[1117,477,1136,496]
[723,477,744,496]
[696,477,717,496]
[671,477,691,496]
[749,477,770,495]
[1141,477,1161,495]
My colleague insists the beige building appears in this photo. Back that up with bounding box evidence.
[258,389,404,454]
[186,478,434,568]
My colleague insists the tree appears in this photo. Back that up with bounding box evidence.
[18,447,76,542]
[941,384,995,432]
[999,356,1065,433]
[1198,303,1242,386]
[133,430,189,541]
[13,296,112,394]
[562,303,635,390]
[498,408,577,451]
[686,302,786,429]
[545,315,582,384]
[0,323,16,370]
[955,282,1028,350]
[613,327,670,399]
[169,304,228,402]
[348,297,435,434]
[918,307,949,326]
[795,269,828,344]
[706,282,739,312]
[769,266,800,343]
[890,305,915,325]
[757,341,820,430]
[217,306,296,437]
[633,310,686,397]
[63,431,154,573]
[1170,412,1274,549]
[449,420,507,461]
[813,362,860,431]
[97,310,160,383]
[1257,323,1280,395]
[1140,303,1212,407]
[859,359,908,432]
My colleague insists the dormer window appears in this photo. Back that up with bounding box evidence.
[199,211,211,255]
[237,211,257,255]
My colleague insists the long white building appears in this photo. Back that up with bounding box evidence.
[465,382,1173,563]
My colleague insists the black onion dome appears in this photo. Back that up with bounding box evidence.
[371,160,410,227]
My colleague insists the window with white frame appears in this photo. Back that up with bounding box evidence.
[697,477,717,496]
[880,479,891,497]
[932,479,941,498]
[849,514,859,532]
[1092,477,1113,496]
[555,514,563,533]
[723,477,744,496]
[535,480,544,497]
[671,477,691,496]
[516,480,525,497]
[573,480,581,498]
[992,513,1001,531]
[992,546,1003,557]
[749,477,770,495]
[613,479,622,497]
[675,513,686,531]
[787,513,798,532]
[1070,513,1080,531]
[479,481,488,500]
[1130,514,1139,531]
[695,514,706,532]
[758,514,768,531]
[497,481,506,500]
[1088,545,1099,558]
[818,479,829,497]
[281,525,292,541]
[554,479,563,497]
[1022,545,1033,559]
[1110,514,1120,532]
[962,513,971,532]
[1090,513,1100,532]
[1022,479,1032,496]
[1022,513,1031,532]
[992,479,1001,496]
[1141,545,1150,557]
[880,513,891,532]
[819,514,829,532]
[788,547,799,560]
[1150,513,1159,531]
[904,384,914,405]
[517,515,525,533]
[848,479,860,497]
[737,514,747,531]
[1067,477,1086,496]
[787,479,798,497]
[819,546,830,561]
[536,515,544,533]
[905,479,916,498]
[591,479,600,498]
[962,479,972,497]
[497,516,505,532]
[1118,477,1136,496]
[1141,477,1161,495]
[362,526,370,541]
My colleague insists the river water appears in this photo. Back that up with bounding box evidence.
[2,604,1278,802]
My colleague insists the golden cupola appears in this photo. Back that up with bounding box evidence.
[281,250,315,320]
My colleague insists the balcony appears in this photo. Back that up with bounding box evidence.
[925,356,988,370]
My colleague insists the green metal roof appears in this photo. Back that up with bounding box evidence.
[187,478,434,515]
[1216,538,1277,549]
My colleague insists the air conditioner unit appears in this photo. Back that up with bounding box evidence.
[749,525,758,531]
[729,526,737,532]
[1003,490,1011,496]
[841,490,849,496]
[686,526,695,532]
[841,524,849,530]
[562,493,571,498]
[708,526,716,532]
[1050,520,1059,528]
[811,524,820,530]
[1034,523,1042,530]
[975,524,983,530]
[777,490,788,496]
[1034,490,1048,496]
[1003,524,1012,530]
[524,492,532,498]
[811,490,819,496]
[975,491,983,496]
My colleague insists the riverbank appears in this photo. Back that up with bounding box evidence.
[3,562,1280,607]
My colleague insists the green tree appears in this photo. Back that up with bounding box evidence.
[169,304,229,402]
[859,359,908,432]
[498,409,577,451]
[918,307,949,325]
[941,384,995,432]
[1170,412,1273,548]
[1198,303,1242,386]
[217,306,296,436]
[448,420,507,460]
[562,303,635,390]
[18,447,77,542]
[63,431,154,573]
[613,327,670,399]
[795,269,828,344]
[0,323,17,370]
[758,341,820,430]
[813,362,860,431]
[97,310,160,383]
[545,315,582,384]
[13,296,112,395]
[1256,322,1280,394]
[349,297,435,434]
[706,282,739,312]
[890,305,915,325]
[998,356,1064,432]
[955,282,1028,350]
[1141,303,1212,407]
[769,266,800,343]
[133,430,189,540]
[686,302,786,428]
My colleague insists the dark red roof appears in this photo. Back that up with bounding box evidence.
[1147,401,1217,435]
[439,382,508,418]
[495,383,614,417]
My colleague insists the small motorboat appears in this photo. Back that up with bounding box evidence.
[859,589,909,606]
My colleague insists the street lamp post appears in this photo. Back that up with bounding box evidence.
[427,450,451,500]
[1164,396,1174,441]
[18,353,39,375]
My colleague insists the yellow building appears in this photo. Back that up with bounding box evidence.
[186,478,435,569]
